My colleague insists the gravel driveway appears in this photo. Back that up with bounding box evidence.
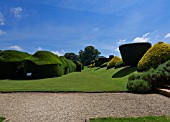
[0,93,170,122]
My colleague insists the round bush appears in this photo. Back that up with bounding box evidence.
[100,62,108,68]
[137,42,170,71]
[127,79,151,93]
[107,56,122,69]
[115,60,125,68]
[119,42,151,66]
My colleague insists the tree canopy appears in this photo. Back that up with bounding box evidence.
[79,46,101,65]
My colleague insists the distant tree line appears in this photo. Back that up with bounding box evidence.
[64,46,101,66]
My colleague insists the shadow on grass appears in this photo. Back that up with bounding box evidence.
[112,66,137,78]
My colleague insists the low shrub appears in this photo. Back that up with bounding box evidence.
[73,60,83,72]
[107,56,122,69]
[127,79,151,93]
[138,42,170,71]
[88,63,95,68]
[95,58,108,67]
[115,60,125,68]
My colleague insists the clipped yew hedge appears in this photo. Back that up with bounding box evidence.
[95,58,108,67]
[119,42,151,66]
[0,50,30,79]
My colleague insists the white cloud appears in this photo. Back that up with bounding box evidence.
[0,12,5,25]
[115,47,119,52]
[52,49,65,56]
[117,39,126,44]
[0,29,6,35]
[9,45,23,51]
[10,7,23,18]
[133,33,150,42]
[37,47,43,50]
[164,33,170,38]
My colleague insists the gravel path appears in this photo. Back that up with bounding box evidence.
[0,93,170,122]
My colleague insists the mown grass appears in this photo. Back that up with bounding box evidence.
[0,67,137,92]
[90,116,170,122]
[0,117,5,122]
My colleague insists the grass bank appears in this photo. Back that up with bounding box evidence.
[90,116,170,122]
[0,67,137,92]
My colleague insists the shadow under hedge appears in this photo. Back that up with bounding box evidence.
[112,67,137,78]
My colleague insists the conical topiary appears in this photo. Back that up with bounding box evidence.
[107,56,122,69]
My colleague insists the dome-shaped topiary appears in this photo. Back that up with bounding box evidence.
[107,56,122,69]
[137,42,170,71]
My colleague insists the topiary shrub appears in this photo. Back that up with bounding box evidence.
[127,79,152,93]
[88,63,95,68]
[24,51,63,78]
[95,58,108,67]
[137,42,170,71]
[65,59,76,73]
[73,60,83,72]
[119,42,151,66]
[100,62,108,68]
[107,56,122,69]
[0,50,30,79]
[115,60,125,68]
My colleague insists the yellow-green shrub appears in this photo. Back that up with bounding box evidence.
[137,42,170,71]
[107,56,122,69]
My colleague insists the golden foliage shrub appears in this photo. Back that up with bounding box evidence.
[107,56,122,69]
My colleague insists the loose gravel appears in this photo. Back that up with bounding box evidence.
[0,93,170,122]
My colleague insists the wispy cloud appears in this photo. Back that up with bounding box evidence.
[116,39,126,44]
[10,7,23,18]
[164,33,170,38]
[0,29,6,35]
[9,45,23,51]
[0,12,5,25]
[133,33,150,42]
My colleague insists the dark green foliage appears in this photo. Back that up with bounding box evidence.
[127,79,151,93]
[0,50,30,79]
[95,58,108,67]
[64,52,79,61]
[115,60,125,68]
[109,55,114,61]
[73,60,83,72]
[24,51,64,78]
[79,46,101,66]
[119,42,151,66]
[100,62,108,68]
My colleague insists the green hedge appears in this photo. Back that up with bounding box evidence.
[107,56,122,69]
[119,42,151,66]
[24,51,64,78]
[73,60,83,72]
[0,50,30,79]
[95,58,108,67]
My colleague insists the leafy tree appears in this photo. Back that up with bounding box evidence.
[79,46,101,65]
[64,52,79,61]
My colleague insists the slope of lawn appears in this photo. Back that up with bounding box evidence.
[90,116,170,122]
[0,66,137,92]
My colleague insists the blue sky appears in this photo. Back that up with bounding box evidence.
[0,0,170,57]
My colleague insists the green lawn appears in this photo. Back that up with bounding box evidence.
[0,117,5,122]
[0,67,137,92]
[90,116,170,122]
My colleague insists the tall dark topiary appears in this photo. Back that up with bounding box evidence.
[119,42,151,66]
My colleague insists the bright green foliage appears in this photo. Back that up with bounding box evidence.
[119,42,151,66]
[95,58,108,67]
[115,60,125,68]
[138,42,170,71]
[0,50,30,79]
[127,79,151,93]
[100,62,108,68]
[107,56,122,69]
[24,51,63,78]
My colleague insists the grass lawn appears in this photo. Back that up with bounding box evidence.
[0,117,5,122]
[90,116,170,122]
[0,67,137,92]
